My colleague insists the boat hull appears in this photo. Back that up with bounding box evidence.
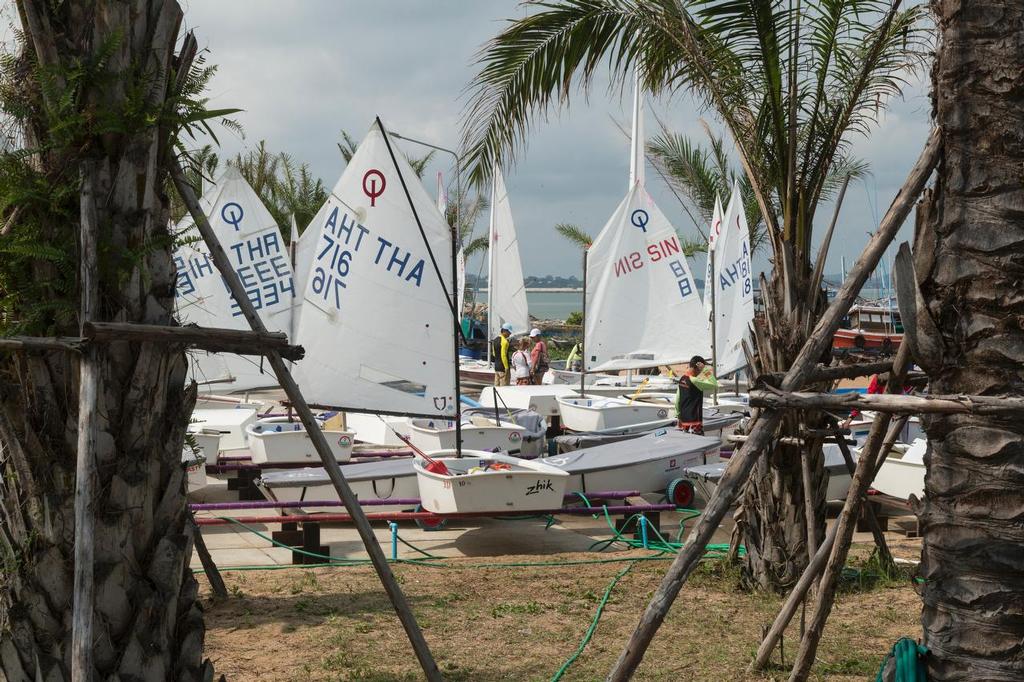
[246,418,354,465]
[557,395,671,432]
[191,408,257,451]
[415,452,569,514]
[833,328,902,350]
[408,418,526,454]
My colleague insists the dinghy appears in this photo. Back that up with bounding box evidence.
[190,408,256,452]
[408,416,526,454]
[870,438,926,501]
[257,428,719,513]
[414,452,569,514]
[557,395,672,432]
[476,384,576,418]
[552,406,742,452]
[344,411,412,446]
[245,416,354,465]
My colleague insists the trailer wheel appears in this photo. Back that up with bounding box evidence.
[414,504,447,531]
[667,478,696,508]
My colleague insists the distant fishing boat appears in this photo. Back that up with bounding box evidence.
[833,302,903,350]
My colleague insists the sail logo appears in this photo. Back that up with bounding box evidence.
[362,169,386,206]
[221,202,244,231]
[630,209,649,232]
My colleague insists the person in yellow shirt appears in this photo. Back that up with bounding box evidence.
[491,323,514,385]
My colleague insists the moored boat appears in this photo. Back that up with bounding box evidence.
[833,303,903,350]
[557,395,671,432]
[408,416,527,454]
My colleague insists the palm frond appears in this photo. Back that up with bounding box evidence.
[554,222,593,248]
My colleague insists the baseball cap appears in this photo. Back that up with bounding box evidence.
[529,328,542,337]
[501,323,514,332]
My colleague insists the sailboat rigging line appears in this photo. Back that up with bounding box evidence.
[374,117,461,329]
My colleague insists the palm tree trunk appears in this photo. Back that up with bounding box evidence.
[918,3,1024,679]
[740,277,829,591]
[0,2,216,679]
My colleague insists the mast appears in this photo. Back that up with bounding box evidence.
[580,248,588,395]
[710,247,718,406]
[486,163,496,363]
[451,190,463,455]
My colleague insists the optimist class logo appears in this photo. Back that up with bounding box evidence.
[362,169,386,206]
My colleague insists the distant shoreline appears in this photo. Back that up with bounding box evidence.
[477,287,583,293]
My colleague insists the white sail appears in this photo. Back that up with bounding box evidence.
[702,194,725,318]
[711,181,755,376]
[292,121,457,417]
[486,166,529,339]
[586,183,709,371]
[174,165,294,391]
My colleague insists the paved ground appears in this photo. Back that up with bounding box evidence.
[190,473,917,571]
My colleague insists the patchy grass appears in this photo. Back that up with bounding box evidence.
[201,548,921,681]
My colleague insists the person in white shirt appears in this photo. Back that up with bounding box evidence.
[510,337,533,385]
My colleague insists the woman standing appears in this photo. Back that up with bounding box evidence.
[511,337,533,385]
[528,328,549,384]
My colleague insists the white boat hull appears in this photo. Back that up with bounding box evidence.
[870,439,926,501]
[476,384,575,418]
[344,412,411,447]
[408,418,526,454]
[246,418,354,465]
[557,395,671,432]
[191,408,257,451]
[415,452,569,514]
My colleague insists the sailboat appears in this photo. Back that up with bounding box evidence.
[174,165,295,392]
[457,165,531,387]
[557,70,710,432]
[707,181,755,380]
[283,119,566,513]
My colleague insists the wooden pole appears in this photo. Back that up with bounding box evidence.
[752,414,908,672]
[170,160,442,681]
[0,336,84,353]
[800,436,823,564]
[82,321,304,360]
[829,420,895,571]
[189,512,227,599]
[756,359,893,387]
[749,389,1024,417]
[72,162,99,680]
[787,340,913,681]
[607,127,940,682]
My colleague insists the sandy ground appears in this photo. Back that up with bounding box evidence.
[199,542,922,682]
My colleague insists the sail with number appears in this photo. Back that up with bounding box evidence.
[585,73,709,372]
[709,181,755,376]
[174,165,295,391]
[292,120,456,417]
[486,166,529,339]
[702,195,725,318]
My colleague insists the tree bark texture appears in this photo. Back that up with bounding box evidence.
[920,3,1024,680]
[741,282,828,592]
[0,2,215,679]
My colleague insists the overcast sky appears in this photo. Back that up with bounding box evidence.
[12,1,934,280]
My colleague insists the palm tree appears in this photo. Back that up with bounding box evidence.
[555,222,594,249]
[339,129,436,179]
[0,4,226,676]
[462,0,926,590]
[917,4,1024,678]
